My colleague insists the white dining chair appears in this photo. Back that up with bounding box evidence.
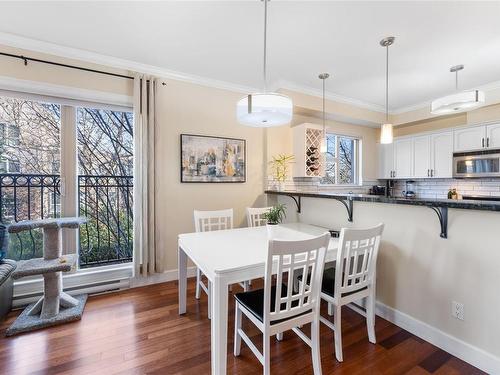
[233,233,330,375]
[193,209,234,319]
[246,207,272,228]
[311,223,384,362]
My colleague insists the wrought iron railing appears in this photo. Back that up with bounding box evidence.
[0,173,133,268]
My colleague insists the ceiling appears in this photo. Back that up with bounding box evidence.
[1,1,500,112]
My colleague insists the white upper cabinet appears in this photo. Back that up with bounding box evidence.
[431,132,453,178]
[413,135,431,178]
[454,126,486,152]
[394,138,413,178]
[486,123,500,149]
[378,143,394,179]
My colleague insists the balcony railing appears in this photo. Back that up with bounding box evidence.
[0,173,133,268]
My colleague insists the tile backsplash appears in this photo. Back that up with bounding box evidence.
[393,178,500,199]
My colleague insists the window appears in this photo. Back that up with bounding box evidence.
[0,94,134,268]
[321,133,359,185]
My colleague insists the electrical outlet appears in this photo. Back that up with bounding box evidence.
[452,301,464,321]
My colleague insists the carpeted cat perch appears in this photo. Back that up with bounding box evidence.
[6,217,88,336]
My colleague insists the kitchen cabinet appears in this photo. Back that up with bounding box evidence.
[413,135,431,178]
[486,123,500,149]
[394,138,413,178]
[454,126,485,152]
[378,143,394,179]
[431,132,453,178]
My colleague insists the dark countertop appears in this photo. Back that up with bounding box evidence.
[264,190,500,212]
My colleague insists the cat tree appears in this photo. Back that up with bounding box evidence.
[6,217,88,336]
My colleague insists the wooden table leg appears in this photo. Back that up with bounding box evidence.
[178,245,187,315]
[211,274,228,375]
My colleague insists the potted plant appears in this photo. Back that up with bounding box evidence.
[269,154,294,191]
[262,204,286,238]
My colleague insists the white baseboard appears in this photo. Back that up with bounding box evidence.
[376,301,500,374]
[130,266,197,288]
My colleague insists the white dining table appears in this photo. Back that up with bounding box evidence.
[178,222,339,375]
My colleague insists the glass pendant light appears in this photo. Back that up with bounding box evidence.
[431,65,485,115]
[380,36,395,144]
[236,0,293,127]
[319,73,330,153]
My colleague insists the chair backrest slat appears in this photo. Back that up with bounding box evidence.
[246,207,272,227]
[194,209,233,233]
[264,233,330,325]
[335,224,384,297]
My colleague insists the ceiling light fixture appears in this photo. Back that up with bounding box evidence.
[430,65,485,115]
[319,73,330,153]
[380,36,395,145]
[236,0,293,127]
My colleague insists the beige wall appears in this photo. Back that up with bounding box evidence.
[0,44,132,97]
[0,44,267,271]
[266,113,379,182]
[271,195,500,364]
[155,79,266,269]
[394,103,500,137]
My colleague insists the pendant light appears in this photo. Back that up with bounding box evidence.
[319,73,330,153]
[430,65,485,115]
[380,36,395,144]
[236,0,293,127]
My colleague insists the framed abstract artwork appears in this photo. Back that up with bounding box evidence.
[180,134,246,183]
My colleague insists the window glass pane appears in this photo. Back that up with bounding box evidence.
[77,107,133,268]
[321,134,337,184]
[338,137,355,184]
[0,96,61,260]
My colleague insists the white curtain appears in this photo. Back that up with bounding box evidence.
[133,75,160,276]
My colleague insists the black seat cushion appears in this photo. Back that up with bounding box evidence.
[297,268,367,298]
[234,284,311,325]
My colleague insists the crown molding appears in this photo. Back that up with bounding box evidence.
[276,79,387,114]
[0,31,258,95]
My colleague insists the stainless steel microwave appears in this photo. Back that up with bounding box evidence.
[453,149,500,178]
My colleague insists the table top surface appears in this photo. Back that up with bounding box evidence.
[178,223,338,276]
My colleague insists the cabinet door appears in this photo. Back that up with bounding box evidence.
[486,123,500,149]
[378,143,394,179]
[413,135,431,178]
[454,126,485,152]
[431,132,453,178]
[394,138,413,178]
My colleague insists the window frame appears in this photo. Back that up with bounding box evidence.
[321,132,361,186]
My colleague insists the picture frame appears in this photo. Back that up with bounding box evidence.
[180,134,246,183]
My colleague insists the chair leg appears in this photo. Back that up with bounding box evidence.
[248,279,252,286]
[208,281,212,320]
[366,293,376,344]
[276,332,283,341]
[243,280,249,292]
[311,318,323,375]
[334,305,343,362]
[328,303,334,316]
[195,268,201,300]
[234,303,242,356]
[263,334,271,375]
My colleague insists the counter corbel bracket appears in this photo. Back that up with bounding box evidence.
[333,196,354,222]
[429,206,448,239]
[289,195,301,213]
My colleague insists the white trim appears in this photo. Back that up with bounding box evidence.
[0,31,257,95]
[3,32,500,116]
[130,266,197,288]
[0,75,133,110]
[376,301,500,374]
[13,264,134,307]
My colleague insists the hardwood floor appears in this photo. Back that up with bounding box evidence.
[0,278,485,375]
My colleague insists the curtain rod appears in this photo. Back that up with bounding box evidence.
[1,51,167,87]
[0,51,136,80]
